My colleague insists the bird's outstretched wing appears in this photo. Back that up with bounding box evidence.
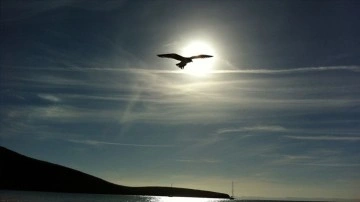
[189,54,213,59]
[157,53,185,61]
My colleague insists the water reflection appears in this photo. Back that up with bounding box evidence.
[145,195,230,202]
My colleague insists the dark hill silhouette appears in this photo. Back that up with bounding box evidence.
[0,146,230,199]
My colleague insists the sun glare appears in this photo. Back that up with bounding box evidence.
[155,196,220,202]
[181,41,216,77]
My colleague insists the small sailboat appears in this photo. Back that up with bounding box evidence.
[230,181,235,200]
[168,183,173,197]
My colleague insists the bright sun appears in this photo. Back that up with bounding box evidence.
[180,41,216,77]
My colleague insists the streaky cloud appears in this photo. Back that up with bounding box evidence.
[1,0,71,22]
[217,125,287,135]
[298,163,360,167]
[68,139,174,148]
[176,159,220,164]
[9,66,182,74]
[270,155,315,165]
[37,94,61,102]
[284,135,360,141]
[78,65,360,75]
[208,65,360,74]
[1,0,128,22]
[11,65,359,75]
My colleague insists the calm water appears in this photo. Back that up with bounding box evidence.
[0,190,232,202]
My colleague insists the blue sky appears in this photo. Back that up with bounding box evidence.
[1,0,360,199]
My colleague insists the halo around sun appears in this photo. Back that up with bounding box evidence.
[180,41,216,77]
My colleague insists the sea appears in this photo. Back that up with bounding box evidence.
[0,190,231,202]
[1,190,343,202]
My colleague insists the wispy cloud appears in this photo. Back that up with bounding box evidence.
[284,136,360,141]
[1,0,71,22]
[1,0,128,22]
[298,163,360,167]
[3,63,359,126]
[270,155,315,165]
[10,65,360,75]
[268,153,360,168]
[38,94,61,102]
[71,0,128,11]
[68,139,174,148]
[208,65,360,74]
[176,159,220,164]
[8,66,181,74]
[217,125,287,135]
[197,125,288,146]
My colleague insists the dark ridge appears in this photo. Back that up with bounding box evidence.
[0,146,230,199]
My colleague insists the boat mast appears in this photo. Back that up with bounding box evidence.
[231,181,234,198]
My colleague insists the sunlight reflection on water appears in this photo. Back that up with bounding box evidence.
[146,195,229,202]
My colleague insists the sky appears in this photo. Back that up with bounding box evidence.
[1,0,360,199]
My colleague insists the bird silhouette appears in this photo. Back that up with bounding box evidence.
[157,53,213,69]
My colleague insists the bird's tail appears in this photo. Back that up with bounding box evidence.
[176,62,186,69]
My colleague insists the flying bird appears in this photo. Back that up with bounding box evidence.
[157,53,213,69]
